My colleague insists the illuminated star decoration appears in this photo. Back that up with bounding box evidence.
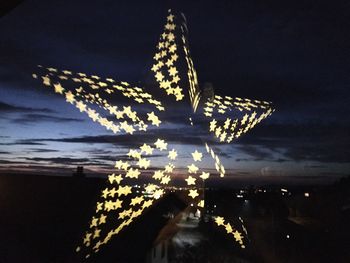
[33,10,274,258]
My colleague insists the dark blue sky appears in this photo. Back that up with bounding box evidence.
[0,0,349,185]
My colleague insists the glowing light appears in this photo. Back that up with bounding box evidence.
[168,149,178,160]
[199,171,210,180]
[188,189,199,199]
[214,216,245,248]
[191,150,203,162]
[33,9,274,256]
[185,175,196,185]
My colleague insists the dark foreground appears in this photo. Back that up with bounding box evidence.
[0,173,349,263]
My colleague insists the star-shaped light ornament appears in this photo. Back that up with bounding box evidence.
[192,150,203,162]
[34,9,274,257]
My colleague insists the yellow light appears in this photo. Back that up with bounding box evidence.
[33,9,274,256]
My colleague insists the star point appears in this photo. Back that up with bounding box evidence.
[188,189,199,199]
[187,163,199,174]
[53,83,64,94]
[126,168,141,179]
[147,112,161,126]
[191,150,203,162]
[168,149,177,160]
[140,143,153,155]
[199,172,210,180]
[154,139,167,151]
[215,216,225,226]
[185,175,196,186]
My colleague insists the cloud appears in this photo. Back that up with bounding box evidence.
[12,113,84,124]
[233,145,290,163]
[0,141,46,146]
[0,101,54,113]
[0,159,27,164]
[303,164,327,169]
[91,153,165,162]
[275,158,289,163]
[24,157,100,165]
[236,122,350,164]
[236,145,274,160]
[16,127,218,147]
[27,148,59,153]
[9,119,350,165]
[260,166,286,177]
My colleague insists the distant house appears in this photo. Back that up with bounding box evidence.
[73,166,85,178]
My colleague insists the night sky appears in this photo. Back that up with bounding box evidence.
[0,0,349,185]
